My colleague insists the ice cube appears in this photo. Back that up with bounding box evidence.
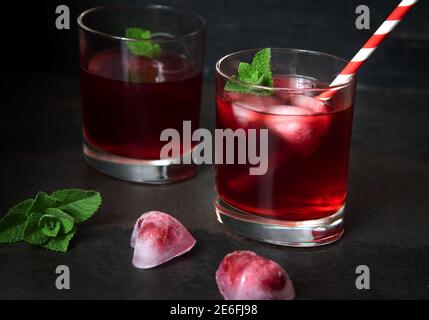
[217,95,262,130]
[225,92,283,112]
[222,92,282,129]
[88,49,125,80]
[87,49,194,83]
[127,51,193,83]
[126,55,159,83]
[264,97,331,156]
[273,76,318,100]
[230,102,261,128]
[290,95,327,114]
[131,211,196,269]
[274,75,316,90]
[216,251,295,300]
[156,51,193,82]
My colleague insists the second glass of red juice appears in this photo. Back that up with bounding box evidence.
[78,5,205,183]
[215,48,356,246]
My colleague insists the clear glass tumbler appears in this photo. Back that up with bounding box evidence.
[215,48,356,247]
[78,5,205,183]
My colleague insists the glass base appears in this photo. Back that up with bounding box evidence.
[215,193,344,247]
[83,140,197,184]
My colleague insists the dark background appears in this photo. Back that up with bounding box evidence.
[2,0,429,88]
[1,0,429,300]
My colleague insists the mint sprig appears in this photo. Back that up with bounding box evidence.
[0,189,102,252]
[0,199,33,244]
[126,27,161,58]
[225,48,273,96]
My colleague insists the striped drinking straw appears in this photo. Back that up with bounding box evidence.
[318,0,418,100]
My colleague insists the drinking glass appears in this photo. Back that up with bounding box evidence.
[78,5,205,183]
[215,48,356,246]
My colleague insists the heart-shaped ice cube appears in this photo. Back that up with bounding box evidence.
[131,211,196,269]
[216,250,295,300]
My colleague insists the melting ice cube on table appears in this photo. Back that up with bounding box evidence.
[216,251,295,300]
[131,211,196,269]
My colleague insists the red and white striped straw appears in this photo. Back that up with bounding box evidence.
[318,0,418,100]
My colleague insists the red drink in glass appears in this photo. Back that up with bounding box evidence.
[215,48,356,246]
[81,49,202,160]
[216,75,353,221]
[78,5,205,183]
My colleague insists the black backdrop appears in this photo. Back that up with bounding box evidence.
[1,1,429,300]
[1,0,428,88]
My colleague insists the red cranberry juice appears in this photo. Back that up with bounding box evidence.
[216,75,354,221]
[81,49,202,160]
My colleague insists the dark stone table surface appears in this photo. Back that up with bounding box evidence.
[0,73,428,299]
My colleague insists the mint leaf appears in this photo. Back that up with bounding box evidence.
[51,189,102,224]
[23,211,49,245]
[39,214,61,237]
[0,199,33,243]
[31,191,61,213]
[44,208,74,234]
[126,27,151,40]
[225,48,273,96]
[22,191,77,243]
[238,63,254,81]
[1,188,101,252]
[126,27,161,58]
[43,228,76,253]
[251,48,273,87]
[21,191,61,243]
[224,75,254,94]
[238,62,265,85]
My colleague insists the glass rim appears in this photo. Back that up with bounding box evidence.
[77,4,206,43]
[216,47,356,93]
